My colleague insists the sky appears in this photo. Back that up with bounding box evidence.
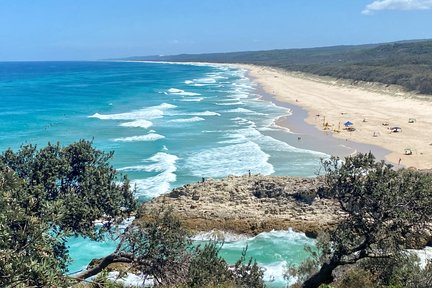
[0,0,431,61]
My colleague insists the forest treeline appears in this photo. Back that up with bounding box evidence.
[127,40,432,95]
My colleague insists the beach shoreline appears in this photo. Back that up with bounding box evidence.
[126,60,432,169]
[248,71,391,164]
[128,60,391,163]
[238,64,432,169]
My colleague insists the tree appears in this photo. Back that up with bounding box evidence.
[78,208,265,287]
[79,207,264,288]
[187,242,233,287]
[300,153,432,288]
[0,140,136,287]
[187,242,264,288]
[0,141,263,287]
[118,208,192,286]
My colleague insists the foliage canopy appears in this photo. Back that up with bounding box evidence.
[0,140,136,287]
[297,153,432,288]
[83,208,265,288]
[136,40,432,94]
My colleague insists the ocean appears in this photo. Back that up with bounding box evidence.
[0,61,325,287]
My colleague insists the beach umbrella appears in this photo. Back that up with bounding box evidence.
[344,121,353,127]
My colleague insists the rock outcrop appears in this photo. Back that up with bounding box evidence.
[138,175,344,237]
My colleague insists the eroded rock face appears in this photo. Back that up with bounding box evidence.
[138,175,345,236]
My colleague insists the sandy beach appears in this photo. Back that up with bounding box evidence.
[240,64,432,169]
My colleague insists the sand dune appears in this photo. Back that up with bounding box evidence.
[242,64,432,169]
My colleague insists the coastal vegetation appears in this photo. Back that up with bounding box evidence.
[77,207,264,287]
[0,141,263,287]
[293,153,432,288]
[1,140,432,287]
[129,39,432,95]
[136,154,432,287]
[0,140,136,287]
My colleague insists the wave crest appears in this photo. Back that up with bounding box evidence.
[167,88,201,96]
[128,152,179,198]
[169,117,205,123]
[112,133,165,142]
[89,103,176,121]
[119,119,153,129]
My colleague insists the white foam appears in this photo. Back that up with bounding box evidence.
[119,152,178,173]
[157,103,177,109]
[258,127,280,132]
[215,101,244,106]
[178,97,204,102]
[407,246,432,269]
[184,80,194,84]
[262,261,292,287]
[117,165,150,171]
[120,119,153,129]
[179,91,201,96]
[90,110,162,120]
[185,141,274,178]
[233,82,253,90]
[106,272,153,287]
[117,216,136,231]
[206,72,226,77]
[221,127,328,157]
[230,117,256,128]
[218,137,247,145]
[94,216,135,232]
[89,103,176,121]
[191,111,220,116]
[167,88,201,96]
[172,110,221,117]
[218,229,311,252]
[129,152,178,198]
[112,133,165,142]
[194,77,217,84]
[226,108,265,115]
[210,229,311,287]
[167,88,183,93]
[192,230,250,242]
[230,93,249,99]
[132,176,172,198]
[252,229,310,241]
[169,117,205,123]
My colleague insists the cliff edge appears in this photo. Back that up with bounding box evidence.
[138,175,344,237]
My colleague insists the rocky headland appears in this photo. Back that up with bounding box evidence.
[138,175,345,237]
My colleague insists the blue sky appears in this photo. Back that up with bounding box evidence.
[0,0,431,60]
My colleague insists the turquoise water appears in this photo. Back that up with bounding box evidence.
[193,230,314,287]
[0,61,321,286]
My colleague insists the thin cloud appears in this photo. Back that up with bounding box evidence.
[362,0,432,14]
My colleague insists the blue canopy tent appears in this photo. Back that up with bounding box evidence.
[344,121,353,127]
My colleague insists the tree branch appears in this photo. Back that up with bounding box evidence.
[72,252,133,281]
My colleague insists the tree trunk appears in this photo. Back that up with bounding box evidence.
[73,252,133,281]
[302,260,339,288]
